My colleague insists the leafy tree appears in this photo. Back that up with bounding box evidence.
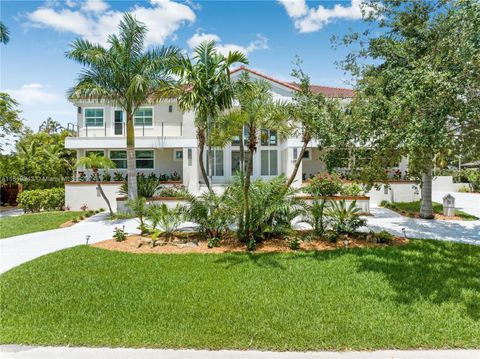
[75,153,116,215]
[287,59,343,187]
[337,0,480,218]
[39,117,63,134]
[0,93,23,151]
[171,41,248,190]
[0,22,9,44]
[67,13,180,201]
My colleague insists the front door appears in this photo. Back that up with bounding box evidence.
[114,110,123,135]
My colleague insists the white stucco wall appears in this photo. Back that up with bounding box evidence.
[366,182,421,205]
[432,176,470,192]
[65,183,122,211]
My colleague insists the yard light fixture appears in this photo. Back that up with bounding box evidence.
[86,235,91,245]
[402,228,407,239]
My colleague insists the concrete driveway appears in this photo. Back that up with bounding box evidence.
[432,191,480,218]
[0,213,140,274]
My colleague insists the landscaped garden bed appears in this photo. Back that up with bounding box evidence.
[381,201,478,221]
[93,231,407,254]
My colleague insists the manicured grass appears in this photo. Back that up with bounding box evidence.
[382,201,478,220]
[1,240,479,350]
[0,211,86,239]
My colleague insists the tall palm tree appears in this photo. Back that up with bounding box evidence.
[0,22,9,44]
[75,153,116,215]
[222,74,289,240]
[170,41,248,190]
[66,13,180,200]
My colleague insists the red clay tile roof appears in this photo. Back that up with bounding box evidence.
[230,66,354,98]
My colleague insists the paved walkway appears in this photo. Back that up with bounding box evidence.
[365,207,480,246]
[0,346,478,359]
[0,213,140,274]
[0,207,23,218]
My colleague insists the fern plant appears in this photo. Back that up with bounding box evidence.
[146,203,184,244]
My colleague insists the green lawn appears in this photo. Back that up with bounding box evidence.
[0,211,85,239]
[381,201,478,220]
[1,240,479,350]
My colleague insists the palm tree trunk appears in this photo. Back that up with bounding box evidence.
[207,116,214,191]
[95,171,113,216]
[238,127,245,238]
[286,133,310,188]
[244,126,255,240]
[420,166,434,219]
[126,112,138,200]
[197,128,210,190]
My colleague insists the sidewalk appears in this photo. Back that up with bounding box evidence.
[1,346,479,359]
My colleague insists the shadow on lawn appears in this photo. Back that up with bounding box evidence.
[308,240,480,320]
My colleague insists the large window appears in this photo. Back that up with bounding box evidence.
[84,109,104,127]
[261,150,278,176]
[260,129,277,146]
[134,107,153,126]
[110,150,127,169]
[109,150,154,169]
[231,151,250,175]
[231,127,250,146]
[136,150,154,169]
[206,149,224,176]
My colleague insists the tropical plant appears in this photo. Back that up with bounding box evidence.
[186,190,232,240]
[146,203,184,244]
[113,227,127,242]
[75,153,116,216]
[305,173,342,197]
[119,175,161,198]
[303,198,327,236]
[125,197,148,234]
[171,40,248,190]
[0,93,22,151]
[325,200,366,235]
[340,183,364,196]
[67,13,180,201]
[0,21,9,44]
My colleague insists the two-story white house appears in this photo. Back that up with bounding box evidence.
[66,67,358,195]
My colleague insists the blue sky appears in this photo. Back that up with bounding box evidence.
[1,0,372,130]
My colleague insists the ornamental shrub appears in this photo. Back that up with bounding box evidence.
[305,173,342,196]
[17,188,65,213]
[340,183,364,196]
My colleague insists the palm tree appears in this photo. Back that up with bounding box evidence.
[39,117,63,134]
[75,153,116,215]
[222,74,289,240]
[66,13,180,201]
[170,41,248,190]
[0,22,9,44]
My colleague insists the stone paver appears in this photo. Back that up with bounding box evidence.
[0,346,478,359]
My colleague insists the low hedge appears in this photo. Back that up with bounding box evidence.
[17,188,65,213]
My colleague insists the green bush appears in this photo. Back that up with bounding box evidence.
[305,173,342,196]
[458,186,470,193]
[207,237,221,248]
[17,188,65,213]
[120,175,160,198]
[146,203,184,243]
[340,183,364,196]
[375,230,394,243]
[325,200,366,235]
[465,170,480,192]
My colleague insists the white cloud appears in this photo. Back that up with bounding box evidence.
[278,0,372,33]
[187,32,268,56]
[6,84,60,106]
[26,0,196,46]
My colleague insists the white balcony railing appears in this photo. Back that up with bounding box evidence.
[77,122,183,138]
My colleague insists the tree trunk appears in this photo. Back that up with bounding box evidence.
[243,124,256,240]
[286,133,310,188]
[95,171,113,216]
[207,116,214,192]
[197,128,210,190]
[238,127,245,239]
[420,167,434,219]
[126,112,137,200]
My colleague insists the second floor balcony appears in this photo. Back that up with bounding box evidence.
[73,121,184,138]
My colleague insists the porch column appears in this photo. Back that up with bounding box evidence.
[286,147,303,189]
[399,156,409,178]
[183,147,200,194]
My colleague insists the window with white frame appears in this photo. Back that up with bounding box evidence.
[173,149,183,161]
[232,126,250,146]
[110,150,127,169]
[231,151,250,175]
[109,150,154,169]
[260,129,277,146]
[206,149,224,176]
[261,150,278,176]
[84,109,104,127]
[134,107,153,126]
[136,150,154,169]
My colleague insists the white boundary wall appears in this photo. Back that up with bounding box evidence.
[65,182,122,211]
[366,182,420,205]
[432,176,470,192]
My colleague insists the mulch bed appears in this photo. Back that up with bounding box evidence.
[92,232,408,254]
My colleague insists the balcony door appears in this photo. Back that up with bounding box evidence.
[114,110,124,135]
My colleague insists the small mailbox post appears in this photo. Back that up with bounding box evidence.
[443,194,455,217]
